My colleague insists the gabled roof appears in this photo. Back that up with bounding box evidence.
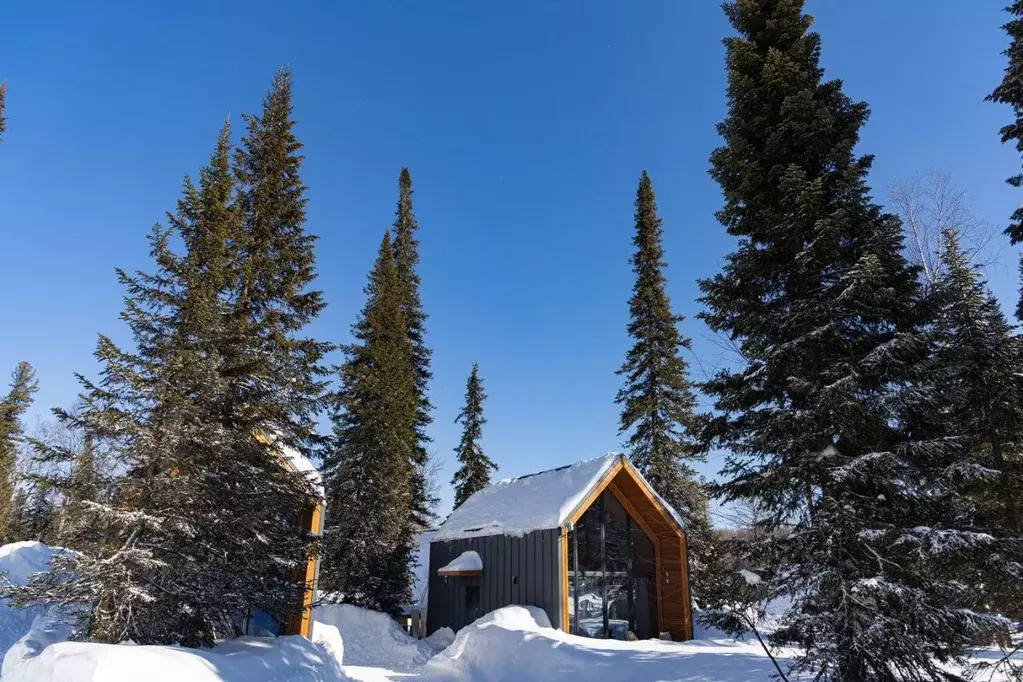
[432,453,685,541]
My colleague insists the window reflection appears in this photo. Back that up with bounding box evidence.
[567,490,658,640]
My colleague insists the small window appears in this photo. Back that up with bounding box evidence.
[465,584,481,618]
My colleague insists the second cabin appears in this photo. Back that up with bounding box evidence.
[426,453,693,641]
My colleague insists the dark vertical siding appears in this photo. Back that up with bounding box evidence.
[426,528,562,635]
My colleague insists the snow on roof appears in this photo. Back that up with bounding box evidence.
[433,453,622,541]
[437,550,483,575]
[263,431,325,501]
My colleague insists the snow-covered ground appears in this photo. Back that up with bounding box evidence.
[0,542,1015,682]
[0,542,353,682]
[328,605,798,682]
[4,635,351,682]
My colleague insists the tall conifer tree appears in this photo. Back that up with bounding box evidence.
[10,77,325,645]
[0,362,37,540]
[322,233,418,614]
[615,172,713,592]
[9,131,243,644]
[927,230,1023,618]
[988,0,1023,317]
[699,1,999,677]
[391,168,436,529]
[231,67,332,447]
[451,363,495,508]
[988,0,1023,245]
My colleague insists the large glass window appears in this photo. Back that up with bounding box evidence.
[567,490,658,640]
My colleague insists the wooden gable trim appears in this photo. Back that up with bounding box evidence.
[565,457,625,526]
[614,460,686,540]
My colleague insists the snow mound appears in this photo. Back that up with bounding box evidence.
[311,622,344,667]
[312,604,434,671]
[0,542,68,663]
[424,627,454,651]
[2,635,351,682]
[471,604,551,630]
[2,612,74,676]
[0,542,61,586]
[426,605,790,682]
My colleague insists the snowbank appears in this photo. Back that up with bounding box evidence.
[311,623,344,668]
[0,542,67,663]
[0,541,350,682]
[2,635,350,682]
[422,605,793,682]
[312,604,434,672]
[424,627,454,651]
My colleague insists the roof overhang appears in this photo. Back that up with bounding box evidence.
[437,550,483,577]
[563,456,686,540]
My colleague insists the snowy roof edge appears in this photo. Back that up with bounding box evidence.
[432,453,687,542]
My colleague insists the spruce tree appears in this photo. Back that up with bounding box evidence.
[451,363,495,508]
[9,96,323,646]
[9,163,231,643]
[230,67,332,445]
[988,0,1023,247]
[927,230,1023,618]
[391,167,436,529]
[13,484,56,544]
[215,67,331,636]
[0,362,37,541]
[321,232,418,614]
[52,434,105,548]
[615,172,714,597]
[699,1,999,677]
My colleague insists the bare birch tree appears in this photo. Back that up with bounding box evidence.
[889,169,999,291]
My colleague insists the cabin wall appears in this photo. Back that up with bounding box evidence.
[426,529,562,635]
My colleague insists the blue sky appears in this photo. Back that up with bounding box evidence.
[1,1,1019,521]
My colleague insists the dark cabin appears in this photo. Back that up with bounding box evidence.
[426,453,693,641]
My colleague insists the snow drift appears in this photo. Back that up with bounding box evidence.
[312,604,434,672]
[0,542,66,665]
[424,605,792,682]
[2,635,350,682]
[0,541,351,682]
